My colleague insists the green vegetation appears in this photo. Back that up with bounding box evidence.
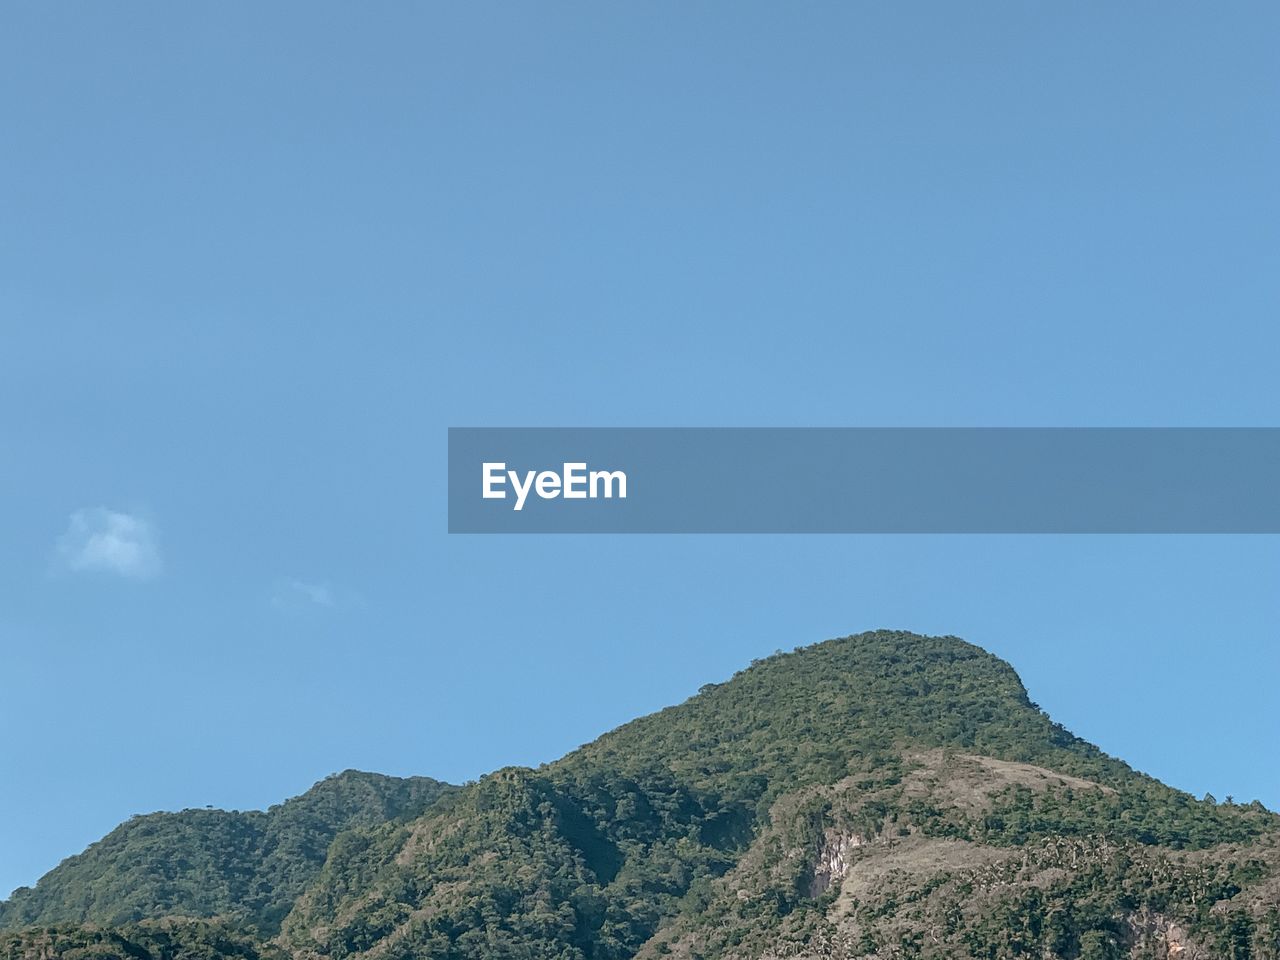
[0,772,453,936]
[3,631,1277,958]
[0,919,288,960]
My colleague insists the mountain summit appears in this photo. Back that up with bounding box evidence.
[3,631,1277,959]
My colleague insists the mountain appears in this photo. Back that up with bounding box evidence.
[0,770,454,936]
[3,631,1277,959]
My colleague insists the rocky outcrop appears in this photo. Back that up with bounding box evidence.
[808,831,871,897]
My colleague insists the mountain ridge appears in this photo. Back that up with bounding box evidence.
[0,770,455,936]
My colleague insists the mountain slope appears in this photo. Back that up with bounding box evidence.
[0,771,454,936]
[635,751,1280,959]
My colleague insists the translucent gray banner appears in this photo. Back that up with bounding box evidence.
[447,428,1280,533]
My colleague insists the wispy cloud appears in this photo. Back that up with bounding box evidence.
[272,577,337,611]
[56,508,162,580]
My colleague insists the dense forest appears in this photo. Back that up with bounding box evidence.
[0,771,453,935]
[3,631,1277,959]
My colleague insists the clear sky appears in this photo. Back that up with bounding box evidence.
[2,2,1277,899]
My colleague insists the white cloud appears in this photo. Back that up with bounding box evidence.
[273,577,336,611]
[56,508,162,580]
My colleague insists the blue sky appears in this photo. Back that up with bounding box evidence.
[2,2,1278,898]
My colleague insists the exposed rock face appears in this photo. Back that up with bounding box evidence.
[1127,909,1192,958]
[808,831,870,897]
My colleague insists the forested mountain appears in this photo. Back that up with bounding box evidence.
[0,771,454,935]
[3,632,1277,959]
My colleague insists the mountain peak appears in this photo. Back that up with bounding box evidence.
[564,630,1111,801]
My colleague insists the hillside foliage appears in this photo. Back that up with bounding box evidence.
[0,772,453,936]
